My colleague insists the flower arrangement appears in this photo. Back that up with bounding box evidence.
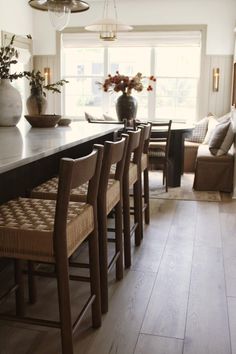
[98,71,156,95]
[24,70,68,97]
[0,35,25,81]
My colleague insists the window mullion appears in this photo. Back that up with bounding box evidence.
[103,47,109,114]
[149,47,156,121]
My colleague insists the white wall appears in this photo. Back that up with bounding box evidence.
[32,0,236,55]
[0,0,34,40]
[0,1,235,56]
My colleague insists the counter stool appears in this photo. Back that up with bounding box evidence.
[97,136,128,313]
[122,128,143,268]
[139,122,152,225]
[31,136,128,314]
[0,146,103,354]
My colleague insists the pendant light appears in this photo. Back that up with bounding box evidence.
[85,0,133,41]
[28,0,90,32]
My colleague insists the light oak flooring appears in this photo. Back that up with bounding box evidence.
[1,195,236,353]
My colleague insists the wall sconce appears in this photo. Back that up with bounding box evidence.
[213,68,220,92]
[44,67,50,86]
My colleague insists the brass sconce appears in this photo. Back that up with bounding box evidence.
[213,68,220,92]
[44,67,50,86]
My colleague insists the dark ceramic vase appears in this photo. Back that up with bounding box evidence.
[116,93,138,122]
[26,88,47,115]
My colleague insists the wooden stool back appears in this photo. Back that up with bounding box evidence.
[0,145,104,354]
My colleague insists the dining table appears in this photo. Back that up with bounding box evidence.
[151,122,193,187]
[82,120,193,187]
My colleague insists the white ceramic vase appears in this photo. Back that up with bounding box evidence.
[0,79,22,127]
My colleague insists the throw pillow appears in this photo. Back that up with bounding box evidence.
[84,112,105,122]
[217,112,231,123]
[186,116,209,143]
[103,114,118,121]
[209,120,234,156]
[202,116,219,144]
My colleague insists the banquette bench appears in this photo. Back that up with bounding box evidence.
[184,113,235,193]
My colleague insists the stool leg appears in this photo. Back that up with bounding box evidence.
[165,162,168,192]
[123,181,131,268]
[134,178,142,245]
[98,201,109,314]
[115,200,123,281]
[14,259,25,317]
[144,168,150,224]
[88,230,102,328]
[56,257,73,354]
[28,261,37,304]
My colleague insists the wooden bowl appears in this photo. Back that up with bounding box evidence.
[58,118,71,127]
[24,114,61,128]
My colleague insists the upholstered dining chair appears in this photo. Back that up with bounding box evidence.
[31,136,128,314]
[0,145,103,354]
[148,120,172,192]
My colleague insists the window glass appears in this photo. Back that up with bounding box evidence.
[108,47,151,75]
[105,47,151,118]
[64,77,103,117]
[62,34,201,123]
[155,46,200,121]
[64,48,104,77]
[156,46,200,77]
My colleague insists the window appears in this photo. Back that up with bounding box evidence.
[63,47,104,117]
[155,46,200,121]
[61,31,202,122]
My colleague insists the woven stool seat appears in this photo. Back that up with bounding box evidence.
[128,162,138,186]
[110,162,138,187]
[32,177,88,202]
[131,150,148,170]
[75,178,120,214]
[32,178,120,215]
[0,198,93,263]
[0,145,104,354]
[148,149,165,157]
[141,152,148,171]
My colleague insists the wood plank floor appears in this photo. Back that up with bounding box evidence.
[1,195,236,353]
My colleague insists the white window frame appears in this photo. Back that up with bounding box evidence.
[57,25,207,122]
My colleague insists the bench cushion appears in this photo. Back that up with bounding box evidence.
[184,141,200,172]
[193,144,234,192]
[197,144,234,161]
